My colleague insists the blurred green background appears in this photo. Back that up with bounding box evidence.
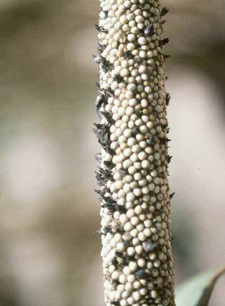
[0,0,224,305]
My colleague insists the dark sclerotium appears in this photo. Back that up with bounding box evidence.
[124,51,134,59]
[144,23,154,36]
[143,241,158,252]
[160,7,169,17]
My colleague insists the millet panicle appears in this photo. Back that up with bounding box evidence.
[94,0,175,305]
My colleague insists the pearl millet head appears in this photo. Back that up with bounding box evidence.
[95,0,174,305]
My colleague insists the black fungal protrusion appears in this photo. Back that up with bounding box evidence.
[170,192,175,199]
[93,123,110,150]
[164,54,170,59]
[102,10,108,18]
[167,155,172,163]
[98,43,106,54]
[126,255,135,263]
[112,257,118,267]
[160,38,169,46]
[166,93,171,105]
[114,74,124,83]
[124,51,134,59]
[112,280,120,286]
[95,24,108,33]
[144,23,154,36]
[95,168,113,186]
[107,88,114,96]
[101,111,114,124]
[103,226,113,234]
[95,93,107,112]
[95,188,106,198]
[115,251,123,258]
[111,301,120,306]
[102,195,117,205]
[115,225,125,235]
[120,168,128,176]
[146,135,154,145]
[135,269,149,279]
[104,160,114,169]
[103,203,116,214]
[131,126,140,136]
[159,137,171,144]
[101,57,113,73]
[117,205,126,214]
[160,7,169,17]
[143,241,158,252]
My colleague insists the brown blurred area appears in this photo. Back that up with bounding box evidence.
[0,0,224,305]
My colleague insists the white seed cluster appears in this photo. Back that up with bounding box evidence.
[95,0,175,305]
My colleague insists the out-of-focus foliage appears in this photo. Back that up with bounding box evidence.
[175,267,225,306]
[0,0,224,305]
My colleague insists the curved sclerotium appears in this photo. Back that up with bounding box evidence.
[94,0,175,305]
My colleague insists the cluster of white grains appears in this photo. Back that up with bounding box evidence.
[95,0,175,305]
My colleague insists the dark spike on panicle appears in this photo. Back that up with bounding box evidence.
[115,251,124,258]
[101,57,113,73]
[103,226,113,234]
[165,76,169,80]
[95,168,113,186]
[167,155,173,163]
[101,111,114,124]
[164,54,171,59]
[103,203,116,214]
[112,280,120,286]
[94,189,104,197]
[160,38,169,46]
[160,20,166,25]
[98,43,106,54]
[120,168,128,176]
[102,10,108,18]
[95,24,108,33]
[112,257,118,267]
[170,192,175,199]
[95,24,101,32]
[146,135,153,145]
[160,137,171,144]
[160,7,169,17]
[101,88,113,98]
[115,225,125,235]
[117,205,126,214]
[124,51,134,59]
[114,74,123,83]
[135,269,149,279]
[111,301,120,306]
[166,93,171,105]
[95,93,107,112]
[144,23,154,36]
[107,88,114,96]
[104,160,114,169]
[102,194,117,206]
[143,241,158,252]
[93,123,110,149]
[131,125,140,136]
[96,82,100,88]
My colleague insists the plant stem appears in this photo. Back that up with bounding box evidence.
[95,1,175,305]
